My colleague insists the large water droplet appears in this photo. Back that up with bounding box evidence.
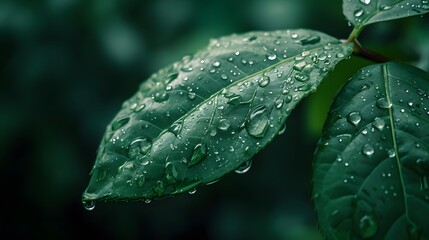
[153,180,165,196]
[358,215,378,238]
[362,144,375,157]
[188,91,196,100]
[235,160,252,174]
[154,92,169,102]
[360,0,371,5]
[376,97,392,109]
[169,120,183,137]
[165,162,178,182]
[372,117,385,131]
[275,99,284,109]
[128,138,152,159]
[347,112,362,126]
[188,143,207,167]
[218,119,231,131]
[267,53,277,61]
[82,200,96,211]
[293,61,307,71]
[354,8,364,17]
[295,74,309,82]
[111,117,130,131]
[212,61,221,67]
[258,76,270,87]
[246,105,269,138]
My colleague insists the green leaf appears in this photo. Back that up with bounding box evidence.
[313,62,429,239]
[343,0,429,29]
[83,29,352,204]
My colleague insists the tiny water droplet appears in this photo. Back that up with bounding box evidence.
[258,76,270,87]
[376,97,392,109]
[188,188,197,194]
[111,117,130,131]
[83,200,96,211]
[275,99,284,109]
[359,215,378,238]
[235,160,252,174]
[188,92,196,100]
[188,143,207,167]
[336,53,345,58]
[362,144,375,157]
[181,66,193,72]
[220,74,228,80]
[360,0,371,5]
[347,112,362,126]
[388,149,396,158]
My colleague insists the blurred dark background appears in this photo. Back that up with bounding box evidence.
[1,0,427,239]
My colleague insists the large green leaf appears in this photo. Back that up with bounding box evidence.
[343,0,429,29]
[83,29,352,204]
[313,62,429,239]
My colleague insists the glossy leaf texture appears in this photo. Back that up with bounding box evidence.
[313,62,429,239]
[343,0,429,28]
[83,29,352,203]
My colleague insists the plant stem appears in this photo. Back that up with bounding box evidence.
[351,39,390,63]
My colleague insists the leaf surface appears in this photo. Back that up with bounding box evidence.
[83,29,352,203]
[343,0,429,28]
[313,62,429,239]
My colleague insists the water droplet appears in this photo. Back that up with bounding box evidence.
[181,66,193,72]
[246,105,269,138]
[372,117,385,131]
[295,74,309,82]
[278,123,286,135]
[188,188,197,194]
[380,5,392,11]
[165,162,178,182]
[111,117,130,131]
[128,138,152,159]
[275,99,284,109]
[336,53,345,58]
[388,149,396,158]
[362,144,375,157]
[188,143,207,167]
[258,76,270,87]
[360,0,371,5]
[291,33,298,39]
[247,36,257,42]
[347,112,362,126]
[153,180,165,196]
[299,35,321,45]
[188,91,196,100]
[218,119,231,131]
[235,160,252,174]
[267,53,277,61]
[212,61,221,67]
[154,92,169,102]
[293,61,307,71]
[83,200,95,211]
[166,73,179,83]
[169,120,183,137]
[220,74,228,80]
[136,174,145,187]
[354,8,364,17]
[359,215,378,238]
[376,97,392,109]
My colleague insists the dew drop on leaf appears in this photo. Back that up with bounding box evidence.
[299,35,321,45]
[154,92,169,102]
[267,53,277,61]
[347,112,362,126]
[354,8,364,17]
[360,0,371,5]
[188,188,197,194]
[376,97,392,109]
[258,76,270,87]
[153,180,165,196]
[169,120,183,137]
[82,200,96,211]
[234,160,252,174]
[111,117,130,131]
[359,215,378,238]
[188,143,207,167]
[372,117,385,131]
[218,119,231,131]
[212,61,221,67]
[165,162,178,182]
[293,61,307,71]
[362,143,375,157]
[128,138,152,159]
[246,105,269,138]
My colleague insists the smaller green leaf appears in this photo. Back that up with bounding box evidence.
[313,62,429,239]
[343,0,429,29]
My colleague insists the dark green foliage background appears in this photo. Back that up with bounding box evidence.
[1,0,427,239]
